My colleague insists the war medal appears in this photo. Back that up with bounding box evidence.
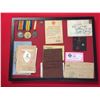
[24,32,31,39]
[24,20,32,39]
[17,20,24,38]
[32,20,38,37]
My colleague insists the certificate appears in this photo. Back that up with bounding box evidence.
[64,62,94,78]
[67,20,93,37]
[45,20,63,44]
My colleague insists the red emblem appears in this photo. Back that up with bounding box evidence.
[52,21,56,25]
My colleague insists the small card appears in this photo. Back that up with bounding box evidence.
[67,20,92,37]
[64,62,94,78]
[73,37,86,51]
[65,52,84,62]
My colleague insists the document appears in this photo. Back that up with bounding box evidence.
[16,45,37,74]
[13,41,32,75]
[42,48,63,78]
[67,20,92,37]
[45,20,63,44]
[64,62,94,78]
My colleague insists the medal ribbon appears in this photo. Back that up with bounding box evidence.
[26,20,31,31]
[18,20,24,30]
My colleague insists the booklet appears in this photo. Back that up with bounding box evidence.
[16,45,37,74]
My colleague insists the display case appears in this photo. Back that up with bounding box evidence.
[9,17,97,81]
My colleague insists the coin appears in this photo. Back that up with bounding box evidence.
[17,31,24,38]
[24,32,31,39]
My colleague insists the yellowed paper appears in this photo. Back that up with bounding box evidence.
[43,45,64,60]
[16,45,37,74]
[67,20,93,37]
[64,62,94,78]
[45,20,63,44]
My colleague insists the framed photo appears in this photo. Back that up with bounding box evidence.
[9,17,98,81]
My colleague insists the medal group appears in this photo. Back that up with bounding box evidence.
[17,20,38,39]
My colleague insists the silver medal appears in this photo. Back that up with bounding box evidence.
[17,31,24,38]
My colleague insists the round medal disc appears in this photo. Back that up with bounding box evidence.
[24,32,32,39]
[17,31,24,38]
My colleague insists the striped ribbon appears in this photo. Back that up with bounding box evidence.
[18,20,24,30]
[25,20,32,31]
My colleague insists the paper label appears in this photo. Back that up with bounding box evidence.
[65,52,83,62]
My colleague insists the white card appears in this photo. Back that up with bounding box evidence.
[67,20,92,37]
[65,52,84,62]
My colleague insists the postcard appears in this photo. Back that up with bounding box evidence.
[67,20,92,37]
